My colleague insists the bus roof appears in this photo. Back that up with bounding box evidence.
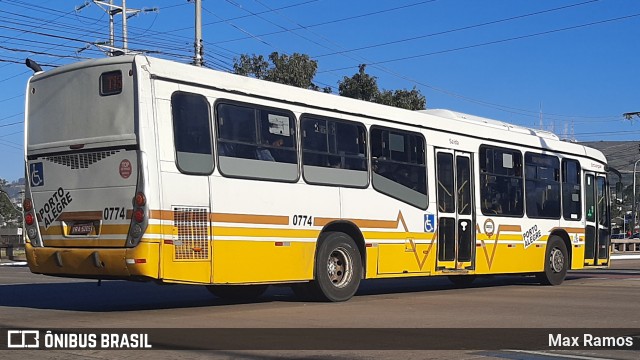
[30,55,607,165]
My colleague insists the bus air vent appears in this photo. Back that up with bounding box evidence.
[173,207,209,260]
[44,150,120,169]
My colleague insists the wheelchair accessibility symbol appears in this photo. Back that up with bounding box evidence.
[424,214,435,233]
[30,162,44,187]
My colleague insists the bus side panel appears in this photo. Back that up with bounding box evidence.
[210,177,336,284]
[473,217,550,274]
[341,187,435,277]
[571,241,586,270]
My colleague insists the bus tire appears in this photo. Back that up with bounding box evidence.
[536,236,568,286]
[310,231,362,302]
[207,284,268,300]
[448,275,476,287]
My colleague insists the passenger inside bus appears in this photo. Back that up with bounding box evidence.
[256,138,283,161]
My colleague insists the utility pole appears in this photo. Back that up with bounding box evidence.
[193,0,204,67]
[108,0,114,52]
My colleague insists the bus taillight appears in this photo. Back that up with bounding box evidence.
[133,208,145,223]
[23,198,33,212]
[23,193,41,246]
[134,192,146,207]
[127,152,149,247]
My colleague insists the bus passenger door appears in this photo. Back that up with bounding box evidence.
[435,149,475,271]
[584,173,610,266]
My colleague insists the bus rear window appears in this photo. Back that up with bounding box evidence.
[100,70,122,96]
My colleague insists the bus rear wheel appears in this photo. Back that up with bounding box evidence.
[308,231,362,302]
[536,236,568,286]
[207,284,268,300]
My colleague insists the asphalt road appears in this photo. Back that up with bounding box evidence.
[0,258,638,359]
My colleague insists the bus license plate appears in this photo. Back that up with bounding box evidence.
[70,223,93,235]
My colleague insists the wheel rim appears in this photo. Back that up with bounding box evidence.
[326,247,353,288]
[549,247,565,273]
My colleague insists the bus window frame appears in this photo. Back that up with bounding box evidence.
[561,158,582,221]
[170,91,214,176]
[479,144,524,218]
[300,113,369,189]
[524,152,561,220]
[370,125,428,210]
[214,99,300,183]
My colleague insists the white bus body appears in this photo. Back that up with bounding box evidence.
[23,56,611,301]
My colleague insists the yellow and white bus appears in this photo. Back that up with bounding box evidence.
[23,55,613,302]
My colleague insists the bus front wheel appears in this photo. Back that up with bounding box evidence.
[536,236,568,286]
[309,231,362,302]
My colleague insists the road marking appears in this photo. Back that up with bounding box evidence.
[506,350,616,360]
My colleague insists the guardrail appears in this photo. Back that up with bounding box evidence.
[611,238,640,253]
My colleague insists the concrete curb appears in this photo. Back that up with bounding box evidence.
[611,254,640,260]
[0,261,27,266]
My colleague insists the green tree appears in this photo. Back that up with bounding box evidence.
[376,87,426,110]
[233,54,269,80]
[0,179,21,228]
[338,64,426,110]
[233,52,331,92]
[338,64,379,102]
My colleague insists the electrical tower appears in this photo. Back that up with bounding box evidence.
[76,0,157,56]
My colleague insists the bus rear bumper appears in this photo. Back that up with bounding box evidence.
[25,242,160,280]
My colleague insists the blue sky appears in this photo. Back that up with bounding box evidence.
[1,0,639,182]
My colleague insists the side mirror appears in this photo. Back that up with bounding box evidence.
[615,181,624,204]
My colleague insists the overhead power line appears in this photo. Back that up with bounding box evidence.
[321,12,640,71]
[313,0,600,58]
[212,0,438,45]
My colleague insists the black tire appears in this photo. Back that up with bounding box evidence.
[206,284,268,300]
[536,236,568,286]
[448,275,476,287]
[309,231,362,302]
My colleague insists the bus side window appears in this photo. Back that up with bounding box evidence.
[216,103,257,160]
[215,101,298,182]
[371,126,427,209]
[171,91,214,175]
[525,152,560,219]
[301,115,368,188]
[479,145,523,217]
[562,159,582,221]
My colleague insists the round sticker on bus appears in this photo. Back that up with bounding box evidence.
[483,218,495,238]
[119,159,132,179]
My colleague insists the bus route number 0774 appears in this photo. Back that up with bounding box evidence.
[104,207,126,221]
[292,214,313,226]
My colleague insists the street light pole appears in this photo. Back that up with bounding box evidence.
[633,159,640,235]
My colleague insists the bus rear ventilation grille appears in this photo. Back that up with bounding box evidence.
[174,207,209,260]
[44,150,120,169]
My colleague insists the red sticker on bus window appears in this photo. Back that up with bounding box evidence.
[119,159,132,179]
